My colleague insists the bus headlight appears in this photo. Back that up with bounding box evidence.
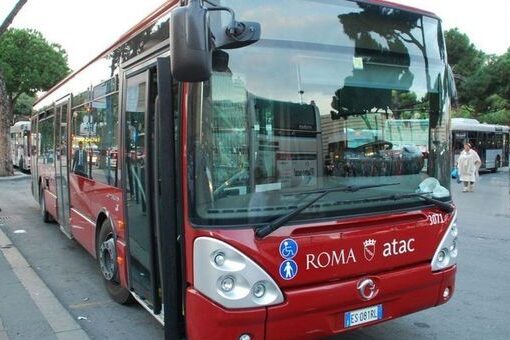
[194,237,284,309]
[220,276,235,292]
[431,212,458,271]
[252,282,266,298]
[214,252,226,266]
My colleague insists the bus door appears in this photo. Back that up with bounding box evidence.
[54,96,72,237]
[503,133,509,165]
[122,56,182,336]
[122,60,161,314]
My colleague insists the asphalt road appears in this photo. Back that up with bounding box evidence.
[0,169,508,340]
[0,177,163,340]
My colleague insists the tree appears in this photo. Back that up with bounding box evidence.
[0,0,27,36]
[444,28,486,105]
[461,49,510,124]
[0,0,28,176]
[0,28,70,176]
[13,93,35,120]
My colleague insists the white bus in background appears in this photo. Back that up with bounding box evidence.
[451,118,509,172]
[10,121,31,172]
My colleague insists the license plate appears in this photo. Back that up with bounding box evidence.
[344,304,383,328]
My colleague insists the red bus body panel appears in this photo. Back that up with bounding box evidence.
[68,174,125,257]
[186,288,266,340]
[265,266,455,339]
[181,212,456,339]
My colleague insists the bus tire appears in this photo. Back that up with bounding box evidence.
[40,187,52,223]
[491,156,500,173]
[97,220,134,305]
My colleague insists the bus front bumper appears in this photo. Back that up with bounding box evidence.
[265,263,456,339]
[186,264,456,340]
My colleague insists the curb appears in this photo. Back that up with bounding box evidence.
[0,173,30,182]
[0,229,90,340]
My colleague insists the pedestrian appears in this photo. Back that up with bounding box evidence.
[457,142,481,192]
[72,141,88,177]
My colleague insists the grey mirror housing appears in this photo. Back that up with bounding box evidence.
[170,0,212,82]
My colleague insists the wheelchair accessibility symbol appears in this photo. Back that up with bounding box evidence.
[279,260,298,280]
[279,238,298,259]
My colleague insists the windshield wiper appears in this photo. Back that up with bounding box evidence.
[255,183,400,238]
[382,192,454,214]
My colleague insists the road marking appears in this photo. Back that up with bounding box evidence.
[0,229,89,340]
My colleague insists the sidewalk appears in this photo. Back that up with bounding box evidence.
[0,229,89,340]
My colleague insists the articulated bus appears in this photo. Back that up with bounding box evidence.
[452,118,509,172]
[31,1,458,339]
[10,121,31,172]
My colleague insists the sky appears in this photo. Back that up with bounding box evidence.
[0,0,509,72]
[0,0,165,70]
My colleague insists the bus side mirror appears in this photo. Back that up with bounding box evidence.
[170,0,261,82]
[170,0,213,82]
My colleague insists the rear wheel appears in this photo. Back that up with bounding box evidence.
[40,187,52,223]
[97,220,134,304]
[492,156,500,173]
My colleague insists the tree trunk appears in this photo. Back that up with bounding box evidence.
[0,71,14,177]
[0,0,28,36]
[0,0,29,177]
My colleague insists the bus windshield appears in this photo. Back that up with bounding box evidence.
[189,0,451,226]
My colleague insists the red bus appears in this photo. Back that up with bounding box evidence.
[31,1,458,339]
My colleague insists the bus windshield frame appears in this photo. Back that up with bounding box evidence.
[188,0,452,227]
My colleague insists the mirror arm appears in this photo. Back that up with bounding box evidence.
[206,6,239,36]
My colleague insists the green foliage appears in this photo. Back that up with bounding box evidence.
[446,28,510,125]
[13,93,34,118]
[462,50,510,114]
[0,28,70,103]
[451,106,475,119]
[478,110,510,125]
[445,28,486,106]
[445,28,486,77]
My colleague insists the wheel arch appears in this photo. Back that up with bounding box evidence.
[94,209,118,259]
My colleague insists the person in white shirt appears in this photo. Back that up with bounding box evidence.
[457,143,481,192]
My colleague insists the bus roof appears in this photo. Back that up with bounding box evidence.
[34,0,438,107]
[452,118,510,133]
[10,121,31,133]
[34,0,178,107]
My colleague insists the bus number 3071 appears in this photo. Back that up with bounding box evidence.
[428,213,445,225]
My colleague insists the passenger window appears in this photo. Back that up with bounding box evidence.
[70,90,119,185]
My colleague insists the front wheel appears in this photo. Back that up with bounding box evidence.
[97,220,134,304]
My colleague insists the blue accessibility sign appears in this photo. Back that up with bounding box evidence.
[279,260,298,280]
[279,238,298,259]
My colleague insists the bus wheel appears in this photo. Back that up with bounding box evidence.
[492,156,500,173]
[97,220,134,305]
[40,188,52,223]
